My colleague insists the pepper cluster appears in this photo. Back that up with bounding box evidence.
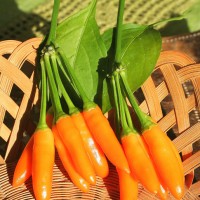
[12,46,185,200]
[12,44,131,200]
[110,69,185,200]
[11,0,185,199]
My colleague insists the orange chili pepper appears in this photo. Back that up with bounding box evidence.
[141,137,168,200]
[46,109,54,128]
[142,124,184,199]
[117,168,138,200]
[52,124,90,192]
[71,111,109,178]
[82,105,130,173]
[32,128,55,200]
[182,151,193,189]
[157,184,168,200]
[56,115,96,185]
[12,135,33,187]
[121,132,160,194]
[167,136,184,183]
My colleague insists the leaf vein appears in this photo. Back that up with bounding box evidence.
[121,28,147,60]
[72,1,96,66]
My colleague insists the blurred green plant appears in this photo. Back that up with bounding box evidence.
[159,0,200,36]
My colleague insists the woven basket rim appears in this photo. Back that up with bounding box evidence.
[0,38,200,199]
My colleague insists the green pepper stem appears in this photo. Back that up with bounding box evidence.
[37,59,48,130]
[110,75,121,136]
[46,0,60,45]
[57,48,95,109]
[44,52,65,121]
[119,70,155,131]
[114,71,131,135]
[122,89,134,130]
[114,0,125,64]
[50,53,79,115]
[55,55,80,96]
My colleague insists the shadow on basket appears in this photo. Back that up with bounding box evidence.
[0,38,200,199]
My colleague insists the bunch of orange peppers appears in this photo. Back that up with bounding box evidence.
[12,50,185,200]
[111,70,185,200]
[12,44,131,200]
[12,0,185,199]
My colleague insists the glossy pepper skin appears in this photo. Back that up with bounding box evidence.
[121,132,160,194]
[157,183,168,200]
[141,137,168,200]
[142,124,185,199]
[32,128,55,200]
[117,168,138,200]
[82,105,130,174]
[12,136,33,187]
[56,115,96,185]
[71,111,109,178]
[52,125,90,193]
[47,111,91,192]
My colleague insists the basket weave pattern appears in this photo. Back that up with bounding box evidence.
[0,38,200,199]
[0,38,42,164]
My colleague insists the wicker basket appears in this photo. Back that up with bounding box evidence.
[0,38,200,199]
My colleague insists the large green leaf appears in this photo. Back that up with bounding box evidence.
[55,0,107,104]
[95,24,162,113]
[120,24,161,92]
[55,1,161,113]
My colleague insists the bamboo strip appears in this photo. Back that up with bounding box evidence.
[183,151,200,175]
[141,77,163,121]
[156,51,195,67]
[0,40,21,54]
[173,123,200,152]
[190,181,200,196]
[160,63,190,132]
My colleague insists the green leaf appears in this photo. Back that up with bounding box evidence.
[55,0,107,105]
[96,24,162,113]
[184,0,200,32]
[54,1,161,114]
[120,24,161,93]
